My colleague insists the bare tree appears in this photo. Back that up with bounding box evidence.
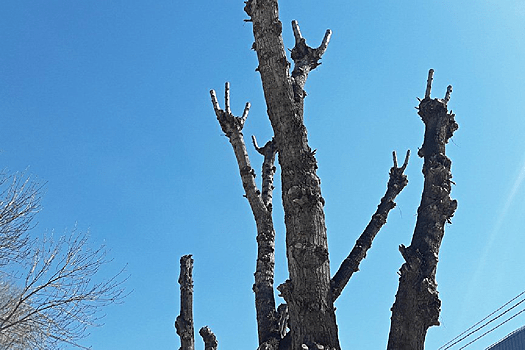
[177,2,457,350]
[0,172,41,269]
[0,172,127,350]
[0,280,47,349]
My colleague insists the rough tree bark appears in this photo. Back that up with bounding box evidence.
[211,83,280,345]
[244,2,339,349]
[175,255,218,350]
[175,255,195,350]
[387,70,458,350]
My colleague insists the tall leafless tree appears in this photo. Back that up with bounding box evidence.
[0,172,127,350]
[177,2,457,350]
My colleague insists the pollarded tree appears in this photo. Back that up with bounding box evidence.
[176,1,457,350]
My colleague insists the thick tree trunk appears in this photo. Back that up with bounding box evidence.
[387,70,458,350]
[245,2,339,349]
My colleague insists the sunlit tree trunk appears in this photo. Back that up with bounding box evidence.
[244,1,340,349]
[387,70,458,350]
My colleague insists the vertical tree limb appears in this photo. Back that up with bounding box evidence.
[425,69,434,99]
[210,85,280,345]
[199,326,218,350]
[245,2,339,348]
[252,135,278,209]
[388,70,458,350]
[331,150,410,300]
[175,255,195,350]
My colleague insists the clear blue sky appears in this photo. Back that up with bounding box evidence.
[1,1,525,349]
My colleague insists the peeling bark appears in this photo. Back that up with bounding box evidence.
[387,70,458,350]
[211,84,280,344]
[245,1,339,348]
[175,255,195,350]
[331,150,410,301]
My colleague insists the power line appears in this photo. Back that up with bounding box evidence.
[439,290,525,349]
[439,290,525,350]
[441,297,525,349]
[459,306,525,349]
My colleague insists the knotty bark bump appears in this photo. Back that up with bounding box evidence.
[175,255,195,350]
[387,70,458,350]
[331,150,410,301]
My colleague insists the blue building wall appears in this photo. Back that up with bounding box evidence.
[487,326,525,350]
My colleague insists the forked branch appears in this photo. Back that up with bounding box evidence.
[331,150,410,300]
[211,84,279,345]
[290,20,332,100]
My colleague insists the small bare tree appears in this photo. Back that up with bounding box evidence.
[0,172,127,349]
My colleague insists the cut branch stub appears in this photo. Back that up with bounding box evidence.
[331,150,410,300]
[199,326,218,350]
[425,69,434,99]
[444,85,452,104]
[225,81,231,114]
[252,136,278,208]
[290,20,332,68]
[392,150,410,172]
[210,83,250,137]
[290,20,332,100]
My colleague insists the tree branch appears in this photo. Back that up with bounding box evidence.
[444,85,452,104]
[175,255,195,350]
[210,84,279,345]
[388,70,458,350]
[330,150,410,301]
[290,20,332,101]
[0,172,42,268]
[0,229,127,349]
[425,69,434,99]
[252,136,278,209]
[199,326,218,350]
